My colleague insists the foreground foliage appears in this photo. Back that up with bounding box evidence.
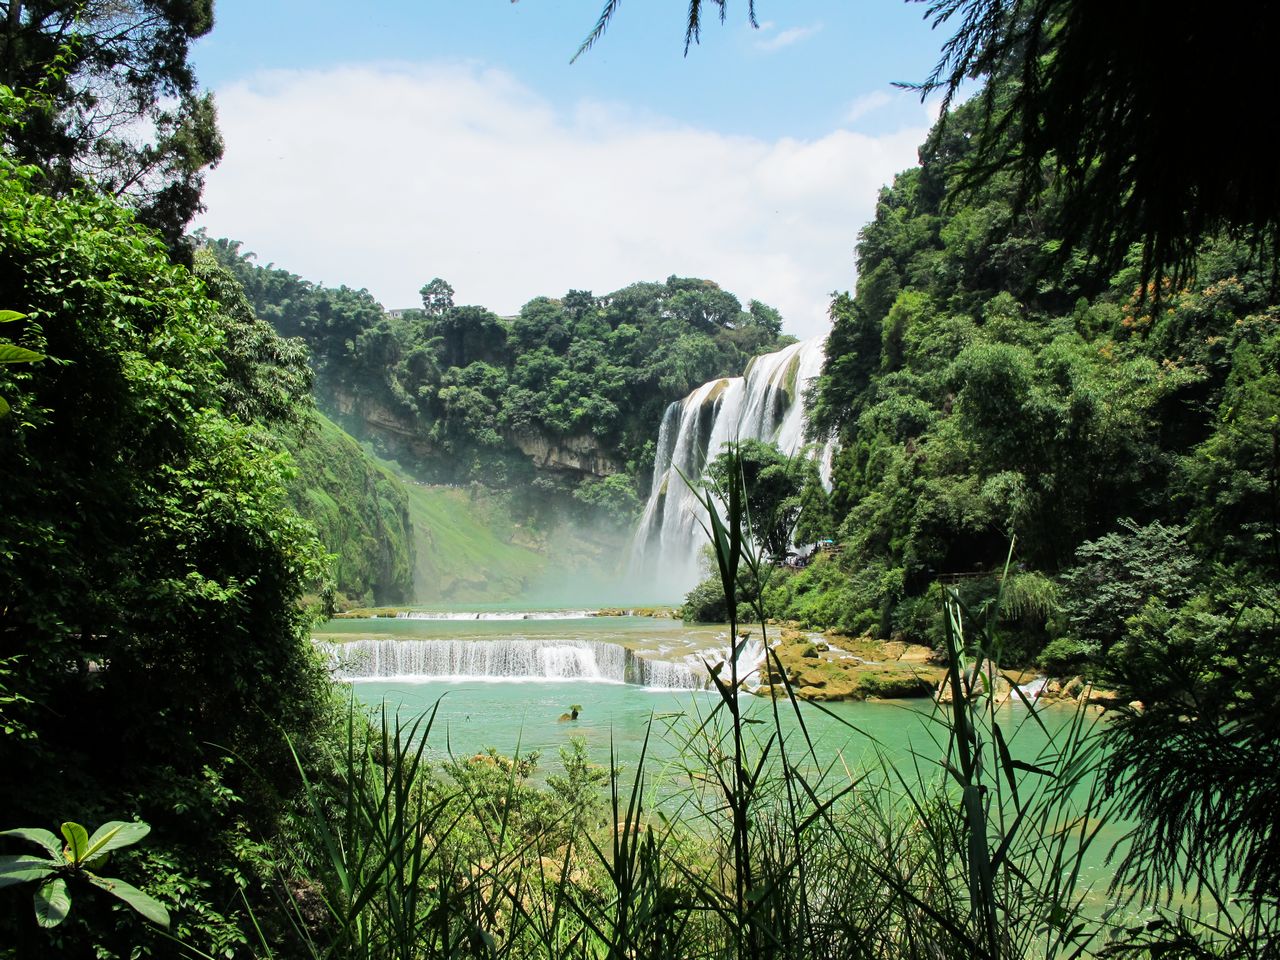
[242,453,1279,960]
[0,820,168,930]
[0,89,338,957]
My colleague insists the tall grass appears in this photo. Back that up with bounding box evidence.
[263,444,1197,960]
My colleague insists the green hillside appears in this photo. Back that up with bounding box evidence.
[283,412,416,606]
[358,450,637,605]
[399,479,549,602]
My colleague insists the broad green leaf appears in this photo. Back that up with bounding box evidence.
[0,343,44,364]
[0,310,25,323]
[60,822,89,864]
[87,875,169,929]
[0,855,57,887]
[84,821,150,861]
[34,878,70,928]
[0,827,62,859]
[0,396,8,417]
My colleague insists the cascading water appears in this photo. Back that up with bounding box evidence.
[322,638,712,689]
[317,635,767,691]
[393,611,597,622]
[630,335,833,598]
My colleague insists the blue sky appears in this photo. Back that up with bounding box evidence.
[192,2,950,338]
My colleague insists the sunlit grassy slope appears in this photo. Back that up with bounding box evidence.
[400,480,550,602]
[342,442,637,606]
[344,446,545,602]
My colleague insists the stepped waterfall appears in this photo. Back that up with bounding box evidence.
[630,336,831,599]
[319,636,764,690]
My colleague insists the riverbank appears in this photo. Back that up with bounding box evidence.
[745,621,1132,711]
[321,608,1129,710]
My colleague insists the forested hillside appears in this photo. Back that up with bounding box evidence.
[0,86,339,955]
[281,413,415,607]
[760,83,1278,691]
[204,238,790,514]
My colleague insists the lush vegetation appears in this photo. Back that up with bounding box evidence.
[205,237,789,503]
[0,81,348,955]
[2,1,1279,957]
[202,237,786,598]
[675,65,1280,939]
[282,413,416,609]
[680,84,1280,686]
[0,0,222,248]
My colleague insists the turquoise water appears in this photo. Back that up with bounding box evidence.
[319,612,1171,922]
[322,613,1068,787]
[350,677,947,773]
[325,610,1128,900]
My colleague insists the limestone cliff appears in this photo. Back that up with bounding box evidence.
[505,429,622,477]
[323,383,622,481]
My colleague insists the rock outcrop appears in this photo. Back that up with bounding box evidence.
[505,429,622,477]
[753,630,944,702]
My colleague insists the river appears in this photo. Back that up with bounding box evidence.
[315,610,1063,787]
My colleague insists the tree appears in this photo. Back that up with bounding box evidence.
[746,299,782,338]
[912,0,1279,289]
[192,249,314,428]
[419,277,454,316]
[706,439,801,562]
[0,0,223,247]
[0,127,331,954]
[792,458,835,546]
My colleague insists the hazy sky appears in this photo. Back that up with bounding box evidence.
[192,2,949,339]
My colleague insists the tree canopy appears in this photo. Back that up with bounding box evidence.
[0,89,334,954]
[0,0,223,247]
[206,237,790,504]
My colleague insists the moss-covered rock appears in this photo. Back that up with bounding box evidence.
[757,629,945,702]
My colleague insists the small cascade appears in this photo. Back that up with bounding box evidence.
[630,336,834,598]
[320,638,711,689]
[392,610,596,622]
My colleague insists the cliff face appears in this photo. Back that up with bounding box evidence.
[329,385,431,457]
[323,382,622,481]
[505,429,623,477]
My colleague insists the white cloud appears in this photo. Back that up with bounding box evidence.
[843,90,893,124]
[754,23,823,51]
[197,62,926,340]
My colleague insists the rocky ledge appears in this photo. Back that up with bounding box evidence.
[751,628,946,702]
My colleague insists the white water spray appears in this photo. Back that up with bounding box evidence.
[629,336,834,598]
[318,635,766,692]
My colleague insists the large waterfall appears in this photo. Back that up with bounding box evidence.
[318,637,767,690]
[630,336,830,599]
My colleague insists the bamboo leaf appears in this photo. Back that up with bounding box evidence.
[1006,758,1056,778]
[0,310,25,323]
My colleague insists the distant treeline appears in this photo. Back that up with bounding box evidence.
[204,237,790,501]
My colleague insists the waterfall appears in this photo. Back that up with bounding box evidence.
[320,638,711,689]
[630,335,833,599]
[318,636,767,691]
